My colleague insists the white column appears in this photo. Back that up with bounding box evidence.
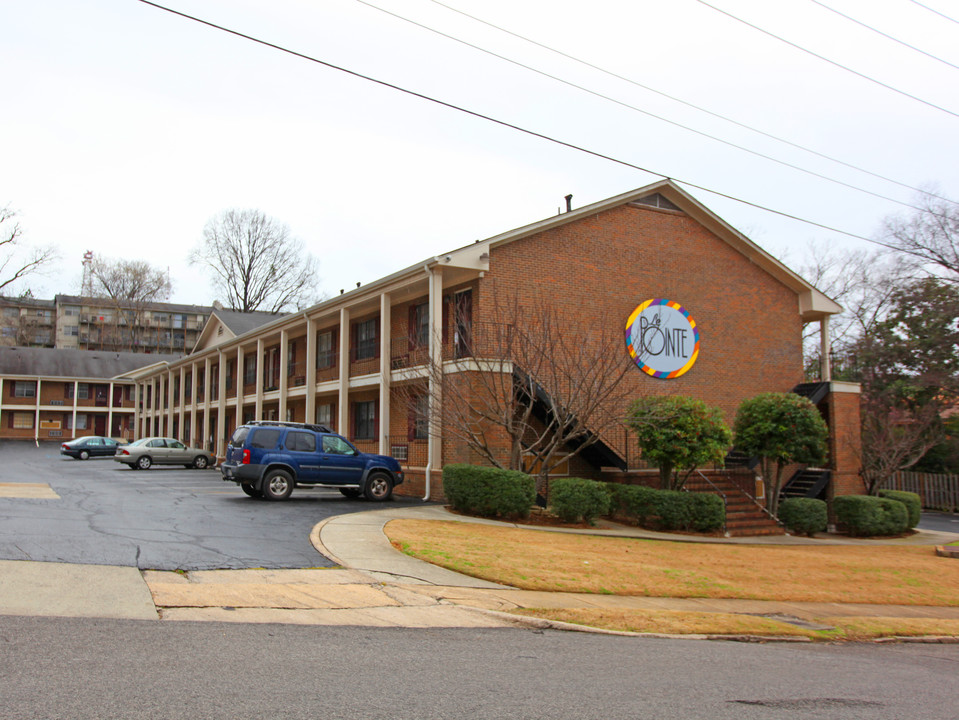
[133,382,140,440]
[166,369,175,437]
[202,357,211,450]
[107,381,115,438]
[178,366,186,441]
[338,307,350,435]
[71,380,79,439]
[379,292,391,456]
[305,317,317,423]
[217,351,227,457]
[188,363,198,447]
[235,346,244,430]
[428,268,444,468]
[255,338,264,421]
[34,377,41,443]
[279,329,289,420]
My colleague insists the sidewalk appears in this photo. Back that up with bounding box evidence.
[2,504,959,632]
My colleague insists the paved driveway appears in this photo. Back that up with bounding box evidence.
[0,441,422,571]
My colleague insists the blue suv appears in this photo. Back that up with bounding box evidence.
[221,421,404,501]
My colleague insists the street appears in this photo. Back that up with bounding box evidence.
[0,442,422,570]
[2,616,958,720]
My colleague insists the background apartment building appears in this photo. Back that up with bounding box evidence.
[0,295,212,354]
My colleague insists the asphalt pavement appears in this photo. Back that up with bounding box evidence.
[2,503,959,634]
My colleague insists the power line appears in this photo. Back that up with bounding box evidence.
[421,0,957,207]
[907,0,959,26]
[134,0,904,250]
[808,0,959,71]
[355,0,925,212]
[693,0,959,119]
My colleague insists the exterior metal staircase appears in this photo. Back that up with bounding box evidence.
[781,467,831,501]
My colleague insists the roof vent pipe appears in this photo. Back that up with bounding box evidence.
[565,194,573,212]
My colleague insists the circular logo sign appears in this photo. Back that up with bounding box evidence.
[625,299,700,379]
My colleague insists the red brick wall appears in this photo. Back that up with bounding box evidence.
[828,389,865,496]
[478,203,804,425]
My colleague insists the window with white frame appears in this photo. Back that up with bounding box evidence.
[316,403,333,428]
[14,381,36,398]
[354,400,376,440]
[316,330,336,369]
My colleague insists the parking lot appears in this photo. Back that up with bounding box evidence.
[0,441,421,571]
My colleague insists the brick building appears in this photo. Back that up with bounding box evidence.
[0,347,180,441]
[110,180,861,505]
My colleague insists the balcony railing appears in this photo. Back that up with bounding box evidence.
[389,322,509,369]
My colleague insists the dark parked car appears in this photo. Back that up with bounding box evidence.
[114,437,216,470]
[61,436,126,460]
[220,421,404,501]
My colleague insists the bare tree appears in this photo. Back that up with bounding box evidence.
[190,209,318,313]
[860,391,942,495]
[880,189,959,282]
[797,243,916,377]
[0,205,57,294]
[398,296,634,497]
[89,257,172,351]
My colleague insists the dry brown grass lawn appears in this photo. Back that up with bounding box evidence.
[386,519,959,606]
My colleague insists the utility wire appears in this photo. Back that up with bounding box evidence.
[356,0,924,212]
[808,0,959,71]
[422,0,957,207]
[907,0,959,26]
[135,0,904,250]
[693,0,959,119]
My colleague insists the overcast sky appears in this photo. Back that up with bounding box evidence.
[3,0,958,307]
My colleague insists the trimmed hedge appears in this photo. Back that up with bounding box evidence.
[777,497,827,537]
[833,494,909,537]
[442,464,535,519]
[548,477,611,524]
[606,483,724,533]
[878,489,921,529]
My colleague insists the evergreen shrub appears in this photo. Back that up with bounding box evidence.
[607,483,724,533]
[442,464,535,519]
[777,497,828,536]
[548,477,611,524]
[834,495,909,537]
[877,489,921,529]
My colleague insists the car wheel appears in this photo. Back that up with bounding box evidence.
[78,450,89,460]
[262,469,294,501]
[136,455,152,470]
[339,488,362,499]
[364,472,393,501]
[193,455,209,470]
[241,484,263,499]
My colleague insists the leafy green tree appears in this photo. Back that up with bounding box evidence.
[733,393,828,515]
[625,395,732,490]
[840,278,958,489]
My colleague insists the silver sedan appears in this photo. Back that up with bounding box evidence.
[114,437,216,470]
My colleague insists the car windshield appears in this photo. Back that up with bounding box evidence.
[129,438,150,446]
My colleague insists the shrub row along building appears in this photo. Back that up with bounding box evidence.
[0,181,862,515]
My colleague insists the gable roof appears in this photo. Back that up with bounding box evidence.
[0,346,182,380]
[474,179,842,321]
[191,309,284,352]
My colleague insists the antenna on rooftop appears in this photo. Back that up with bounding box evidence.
[81,251,94,298]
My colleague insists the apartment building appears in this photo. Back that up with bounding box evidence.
[0,295,212,354]
[114,180,861,501]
